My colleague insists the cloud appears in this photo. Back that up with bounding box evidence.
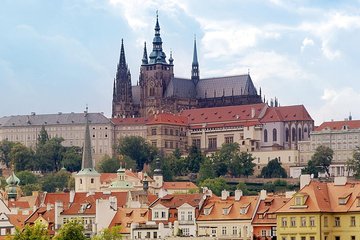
[301,37,314,52]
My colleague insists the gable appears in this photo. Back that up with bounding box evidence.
[0,199,11,214]
[178,202,195,209]
[151,203,168,210]
[0,212,10,221]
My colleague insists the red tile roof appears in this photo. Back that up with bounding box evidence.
[109,208,149,234]
[8,201,30,209]
[163,182,198,190]
[25,207,55,225]
[111,117,147,125]
[150,193,202,208]
[100,171,143,184]
[8,213,30,229]
[147,113,188,126]
[261,105,313,123]
[315,120,360,131]
[252,196,290,225]
[42,192,70,207]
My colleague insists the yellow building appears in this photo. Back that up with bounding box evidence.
[277,176,360,240]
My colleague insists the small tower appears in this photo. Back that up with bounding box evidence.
[142,42,148,65]
[191,36,200,85]
[6,172,20,201]
[142,172,149,192]
[75,109,101,193]
[153,157,163,188]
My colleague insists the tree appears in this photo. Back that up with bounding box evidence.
[54,220,86,240]
[230,152,256,178]
[35,137,65,172]
[198,157,216,183]
[116,136,158,171]
[186,145,205,173]
[62,146,82,172]
[37,125,49,146]
[301,159,319,178]
[199,177,229,196]
[17,171,38,185]
[0,140,15,168]
[260,158,287,178]
[347,147,360,178]
[98,155,120,173]
[235,182,257,195]
[92,226,122,240]
[311,145,333,176]
[10,143,35,171]
[9,222,50,240]
[41,170,71,192]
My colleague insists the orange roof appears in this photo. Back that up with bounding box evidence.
[109,207,149,233]
[315,120,360,131]
[261,105,313,123]
[25,207,55,224]
[277,181,360,213]
[111,117,147,125]
[100,171,143,184]
[150,193,202,209]
[147,113,188,126]
[252,196,290,225]
[181,103,267,126]
[62,192,128,215]
[197,195,258,221]
[163,182,198,190]
[8,201,30,209]
[8,213,30,229]
[43,192,70,207]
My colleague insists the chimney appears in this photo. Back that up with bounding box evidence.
[69,190,75,204]
[234,190,243,201]
[221,190,229,200]
[109,196,118,209]
[300,174,311,189]
[334,176,347,186]
[54,201,63,230]
[260,189,267,200]
[46,203,51,211]
[251,108,256,118]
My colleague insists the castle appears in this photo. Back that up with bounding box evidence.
[112,15,262,118]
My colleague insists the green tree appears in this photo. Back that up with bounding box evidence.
[199,177,229,196]
[92,226,122,240]
[0,140,15,168]
[35,137,65,172]
[116,136,158,171]
[198,157,216,183]
[41,170,71,192]
[54,220,86,240]
[37,125,49,146]
[186,145,205,173]
[16,171,38,185]
[9,222,50,240]
[301,159,319,178]
[347,147,360,178]
[10,143,35,171]
[230,152,256,177]
[260,158,287,178]
[311,145,333,176]
[98,155,120,173]
[62,146,82,172]
[235,182,257,195]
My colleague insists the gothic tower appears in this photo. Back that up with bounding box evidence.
[191,36,200,85]
[139,14,174,117]
[75,109,100,193]
[112,39,134,118]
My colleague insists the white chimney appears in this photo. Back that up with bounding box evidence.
[69,190,75,204]
[46,203,51,211]
[251,108,256,118]
[334,176,347,186]
[260,189,267,200]
[221,190,229,200]
[234,190,243,201]
[300,174,311,189]
[54,201,63,229]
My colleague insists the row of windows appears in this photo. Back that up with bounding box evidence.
[264,127,310,143]
[281,216,357,228]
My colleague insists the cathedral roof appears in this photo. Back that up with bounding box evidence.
[0,112,110,127]
[196,74,257,99]
[260,105,313,123]
[164,78,196,98]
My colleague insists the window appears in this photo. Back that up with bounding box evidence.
[161,211,166,218]
[91,178,94,184]
[192,139,201,148]
[182,228,189,236]
[151,128,157,135]
[180,211,185,221]
[290,217,296,227]
[351,236,355,240]
[295,196,302,205]
[208,137,217,149]
[351,216,356,226]
[170,129,173,135]
[282,217,287,227]
[291,237,295,240]
[264,129,268,142]
[310,237,315,240]
[151,141,157,147]
[335,217,340,227]
[225,136,234,144]
[146,232,151,238]
[154,212,159,219]
[261,230,266,236]
[335,237,340,240]
[153,232,158,238]
[282,237,287,240]
[187,211,192,221]
[285,128,289,142]
[310,216,315,227]
[222,226,227,235]
[292,128,296,141]
[298,128,302,141]
[301,237,306,240]
[324,216,328,227]
[232,226,237,236]
[80,179,82,184]
[273,128,277,141]
[301,217,306,227]
[150,88,155,96]
[165,128,168,135]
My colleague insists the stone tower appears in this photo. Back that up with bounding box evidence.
[75,109,100,193]
[112,39,134,118]
[139,14,174,117]
[191,36,200,85]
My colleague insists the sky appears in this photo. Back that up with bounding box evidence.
[1,0,360,125]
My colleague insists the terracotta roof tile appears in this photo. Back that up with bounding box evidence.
[252,196,290,225]
[147,113,188,126]
[163,182,198,190]
[8,201,30,209]
[109,207,149,234]
[261,105,313,123]
[151,193,202,208]
[315,120,360,131]
[8,213,30,229]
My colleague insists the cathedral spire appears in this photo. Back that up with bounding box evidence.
[191,35,200,85]
[142,42,148,65]
[82,108,94,169]
[148,12,167,64]
[119,38,126,69]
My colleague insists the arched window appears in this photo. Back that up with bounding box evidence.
[285,128,289,142]
[264,129,268,142]
[292,128,296,141]
[80,179,82,184]
[91,178,94,184]
[273,128,277,142]
[150,88,155,96]
[298,128,302,141]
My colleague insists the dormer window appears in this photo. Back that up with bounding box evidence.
[240,206,249,215]
[338,193,351,205]
[295,196,303,205]
[204,208,210,215]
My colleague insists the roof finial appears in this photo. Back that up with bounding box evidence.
[169,48,174,64]
[248,68,250,75]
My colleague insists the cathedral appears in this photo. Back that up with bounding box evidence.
[112,15,262,118]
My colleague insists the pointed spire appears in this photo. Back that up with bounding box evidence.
[191,35,200,85]
[155,10,160,33]
[119,38,126,69]
[113,78,116,99]
[82,108,94,169]
[169,49,174,64]
[142,42,148,64]
[149,12,167,64]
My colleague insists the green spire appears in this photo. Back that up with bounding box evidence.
[191,36,200,84]
[81,108,94,169]
[6,171,20,200]
[142,42,148,65]
[149,12,167,64]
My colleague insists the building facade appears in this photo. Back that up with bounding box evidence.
[112,15,262,119]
